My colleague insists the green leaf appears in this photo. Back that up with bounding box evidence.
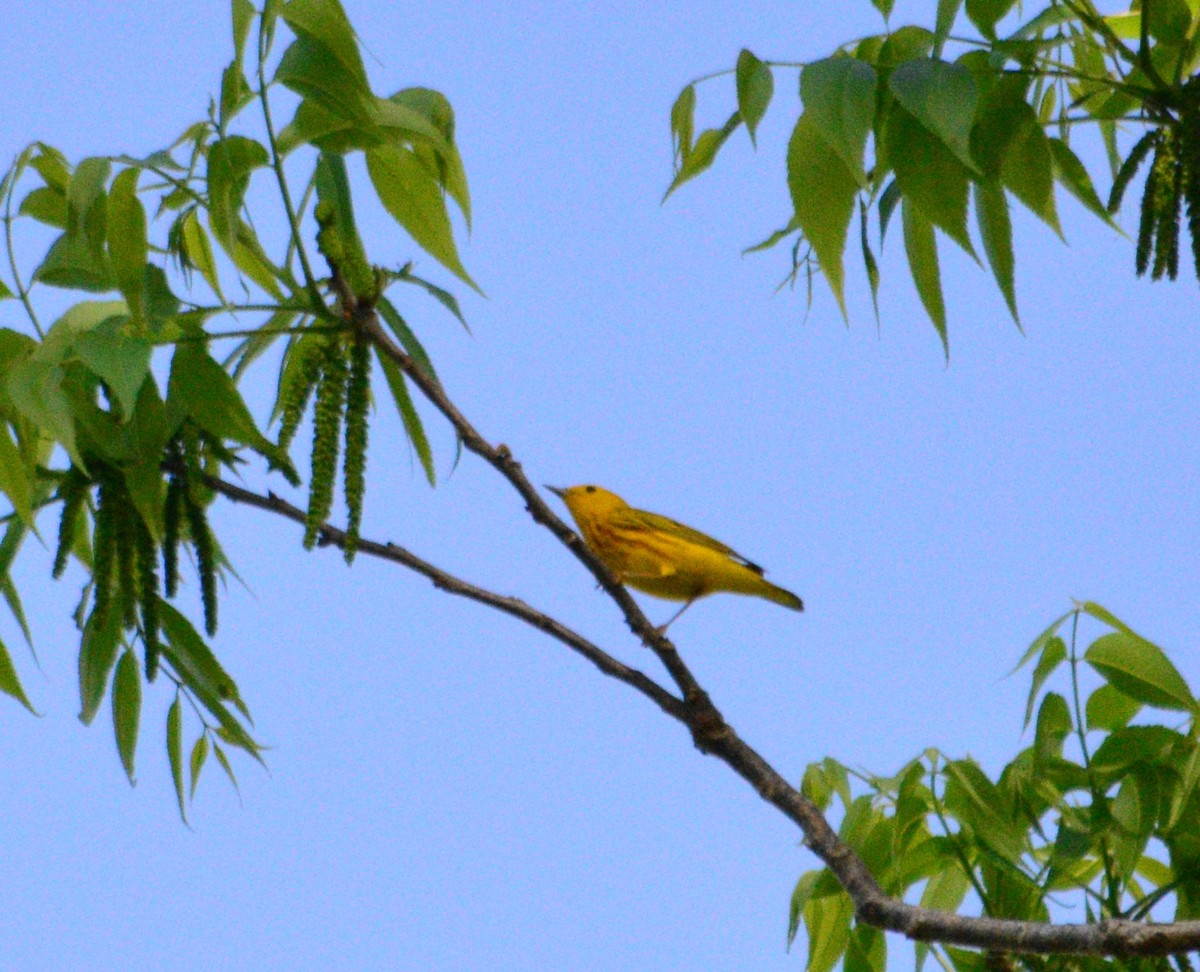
[1048,137,1117,228]
[901,197,947,358]
[74,328,152,420]
[396,271,469,332]
[888,59,977,171]
[670,84,696,161]
[800,57,877,187]
[315,150,368,269]
[736,49,774,146]
[388,88,472,228]
[167,694,187,822]
[280,0,369,88]
[206,136,269,256]
[34,232,114,291]
[1012,609,1073,672]
[972,79,1058,235]
[1085,631,1195,712]
[786,113,859,317]
[190,733,209,800]
[0,630,35,713]
[966,0,1017,38]
[844,923,885,972]
[942,758,1025,864]
[159,602,242,706]
[887,105,975,256]
[167,342,278,457]
[180,209,223,298]
[1146,0,1193,43]
[1033,691,1072,762]
[212,741,241,798]
[106,168,148,323]
[918,863,971,913]
[804,892,854,972]
[375,346,436,486]
[1023,634,1065,728]
[5,359,83,467]
[112,648,142,785]
[788,870,820,949]
[79,607,122,725]
[376,296,441,382]
[663,112,742,199]
[274,29,371,125]
[973,181,1018,323]
[0,422,34,526]
[870,0,895,17]
[1086,683,1142,731]
[66,156,111,241]
[19,186,67,227]
[859,202,880,322]
[934,0,964,56]
[365,144,480,293]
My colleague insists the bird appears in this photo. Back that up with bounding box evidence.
[546,484,803,631]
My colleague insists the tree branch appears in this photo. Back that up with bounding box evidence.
[305,262,1200,957]
[199,471,686,721]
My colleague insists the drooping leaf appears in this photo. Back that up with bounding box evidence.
[190,733,209,799]
[800,57,877,187]
[159,602,242,707]
[0,423,34,527]
[804,892,854,972]
[112,648,142,784]
[1048,137,1118,228]
[670,84,697,162]
[901,198,947,357]
[973,181,1018,323]
[375,346,435,486]
[786,113,859,317]
[388,87,472,228]
[167,694,187,822]
[167,342,279,459]
[180,209,223,299]
[206,135,269,256]
[736,49,774,146]
[966,0,1017,38]
[887,104,975,256]
[888,59,978,171]
[0,630,35,713]
[366,145,480,293]
[74,328,152,420]
[663,112,742,199]
[79,607,122,725]
[933,0,964,56]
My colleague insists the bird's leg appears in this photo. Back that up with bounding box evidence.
[656,598,697,634]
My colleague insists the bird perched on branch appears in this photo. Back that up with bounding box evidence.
[547,484,803,631]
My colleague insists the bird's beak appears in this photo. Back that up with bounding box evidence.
[545,485,567,498]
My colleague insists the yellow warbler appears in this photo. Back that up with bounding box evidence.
[547,484,803,630]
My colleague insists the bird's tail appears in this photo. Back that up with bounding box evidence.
[760,580,804,612]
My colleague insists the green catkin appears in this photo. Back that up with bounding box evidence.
[1152,126,1182,281]
[52,470,88,579]
[1180,100,1200,284]
[1109,128,1159,215]
[91,474,118,627]
[277,336,326,453]
[163,471,185,598]
[112,479,138,630]
[1136,132,1163,277]
[305,339,349,549]
[342,337,371,563]
[134,515,161,681]
[184,491,218,637]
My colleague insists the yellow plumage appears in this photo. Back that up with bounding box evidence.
[547,484,803,629]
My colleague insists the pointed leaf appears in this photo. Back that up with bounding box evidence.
[190,733,209,799]
[974,181,1018,322]
[934,0,964,56]
[901,198,947,357]
[366,145,479,293]
[79,607,122,725]
[212,741,241,798]
[1085,632,1195,712]
[805,892,854,972]
[787,113,859,317]
[736,49,774,146]
[375,346,435,485]
[1023,634,1065,728]
[112,649,142,784]
[168,343,277,456]
[167,695,187,822]
[888,59,978,171]
[670,84,697,161]
[663,113,742,198]
[0,630,35,713]
[0,423,33,526]
[1086,684,1142,731]
[966,0,1017,38]
[74,329,152,419]
[1048,137,1117,228]
[181,209,223,298]
[800,57,877,187]
[159,602,242,704]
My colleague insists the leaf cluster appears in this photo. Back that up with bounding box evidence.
[668,0,1200,355]
[789,603,1200,971]
[0,0,471,815]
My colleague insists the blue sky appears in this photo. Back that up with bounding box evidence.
[1,2,1198,970]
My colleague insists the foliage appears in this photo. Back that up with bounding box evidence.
[668,0,1200,356]
[790,602,1200,971]
[0,0,469,819]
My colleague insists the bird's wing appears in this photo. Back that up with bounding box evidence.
[615,506,765,576]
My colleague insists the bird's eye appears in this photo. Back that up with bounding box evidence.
[585,485,596,493]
